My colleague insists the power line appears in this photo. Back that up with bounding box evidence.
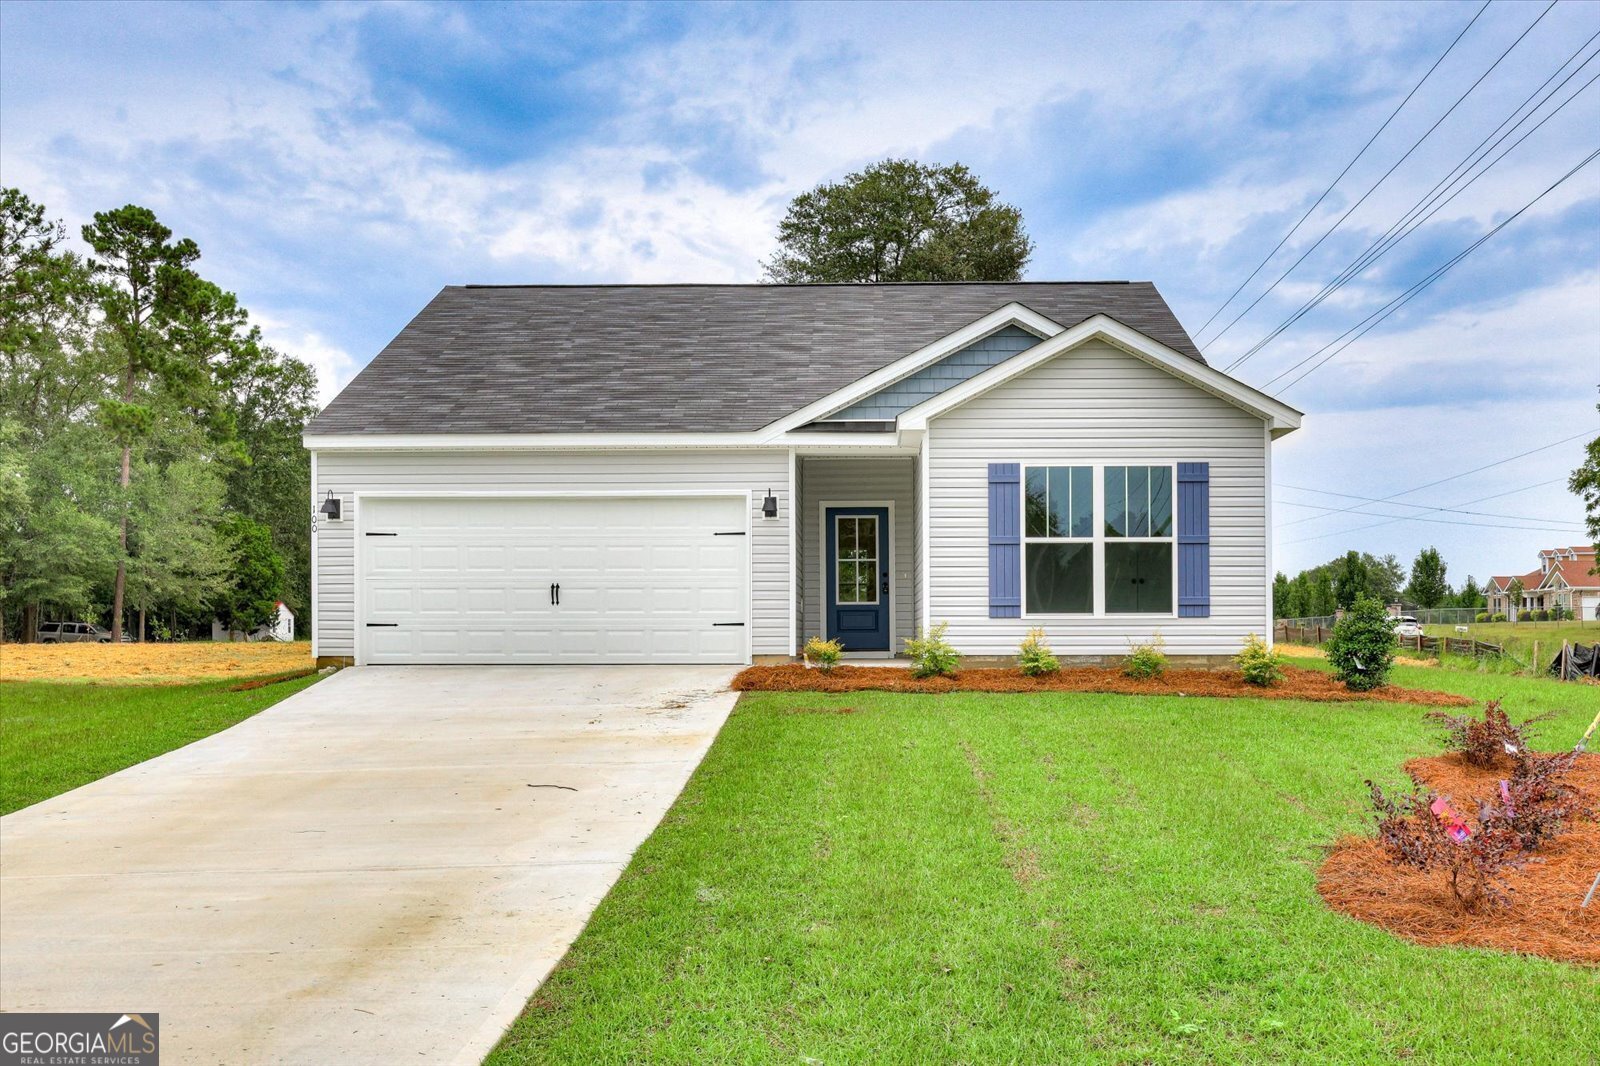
[1275,483,1580,525]
[1276,479,1577,547]
[1201,0,1558,348]
[1275,499,1583,531]
[1192,0,1491,338]
[1278,508,1585,543]
[1225,36,1600,372]
[1266,144,1600,393]
[1272,432,1591,533]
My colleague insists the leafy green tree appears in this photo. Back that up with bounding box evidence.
[1405,547,1450,608]
[1456,575,1484,609]
[118,408,233,638]
[212,515,284,636]
[1507,576,1524,618]
[82,204,246,639]
[0,188,92,394]
[1272,572,1292,619]
[1334,550,1370,609]
[1289,571,1315,618]
[1310,570,1337,616]
[1369,553,1405,604]
[214,339,317,618]
[0,191,111,638]
[1570,408,1600,573]
[0,420,119,636]
[763,159,1033,283]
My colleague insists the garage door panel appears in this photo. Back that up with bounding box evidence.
[360,496,748,665]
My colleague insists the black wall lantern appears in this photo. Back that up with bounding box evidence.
[761,488,779,519]
[318,490,342,521]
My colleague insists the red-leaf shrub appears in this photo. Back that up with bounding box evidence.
[1365,778,1525,911]
[1497,750,1596,852]
[1424,699,1554,768]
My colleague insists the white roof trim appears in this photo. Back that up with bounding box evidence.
[1539,570,1569,590]
[303,430,913,451]
[895,314,1303,434]
[755,302,1064,439]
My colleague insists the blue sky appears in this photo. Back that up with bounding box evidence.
[3,0,1597,582]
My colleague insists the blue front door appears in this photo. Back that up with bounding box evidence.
[825,506,890,651]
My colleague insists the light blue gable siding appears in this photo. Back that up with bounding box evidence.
[822,325,1041,421]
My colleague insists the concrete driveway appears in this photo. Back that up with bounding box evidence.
[0,666,737,1065]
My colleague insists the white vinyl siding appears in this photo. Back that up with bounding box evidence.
[926,340,1269,656]
[313,449,790,660]
[797,456,917,651]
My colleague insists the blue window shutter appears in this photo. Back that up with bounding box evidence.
[1177,462,1211,618]
[988,463,1021,618]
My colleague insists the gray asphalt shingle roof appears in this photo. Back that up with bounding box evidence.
[306,282,1205,435]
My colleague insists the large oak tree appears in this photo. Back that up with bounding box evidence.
[763,159,1032,283]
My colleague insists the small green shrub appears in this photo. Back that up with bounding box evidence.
[1017,628,1060,676]
[1475,612,1490,623]
[1122,633,1167,680]
[1235,633,1286,687]
[1326,596,1396,691]
[1491,612,1507,623]
[803,636,843,672]
[905,622,961,679]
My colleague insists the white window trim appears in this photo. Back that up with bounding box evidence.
[1019,461,1180,621]
[832,513,882,607]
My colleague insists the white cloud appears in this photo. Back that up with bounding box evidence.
[2,0,1595,590]
[252,313,362,407]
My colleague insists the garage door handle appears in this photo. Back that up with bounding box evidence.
[713,531,746,536]
[366,623,398,627]
[365,532,398,536]
[712,622,745,627]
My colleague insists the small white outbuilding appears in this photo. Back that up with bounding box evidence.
[212,602,295,643]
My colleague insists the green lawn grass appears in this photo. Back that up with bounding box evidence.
[0,674,322,815]
[1422,618,1600,663]
[490,664,1600,1065]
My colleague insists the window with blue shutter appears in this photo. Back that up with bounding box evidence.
[987,463,1021,618]
[1177,462,1211,618]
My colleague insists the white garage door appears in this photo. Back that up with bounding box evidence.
[358,496,749,665]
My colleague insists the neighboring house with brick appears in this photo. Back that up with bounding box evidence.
[1486,545,1600,619]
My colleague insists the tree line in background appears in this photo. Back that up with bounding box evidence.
[0,188,317,641]
[1273,547,1484,620]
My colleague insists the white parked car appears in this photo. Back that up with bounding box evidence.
[1391,616,1423,639]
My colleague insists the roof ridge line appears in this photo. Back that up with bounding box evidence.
[457,280,1142,289]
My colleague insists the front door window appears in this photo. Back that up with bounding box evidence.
[835,514,879,604]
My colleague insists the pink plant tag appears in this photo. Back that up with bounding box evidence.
[1430,796,1471,843]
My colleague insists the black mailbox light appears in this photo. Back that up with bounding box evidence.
[761,488,778,519]
[319,490,342,521]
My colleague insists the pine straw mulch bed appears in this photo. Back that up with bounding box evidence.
[0,641,313,684]
[1317,752,1600,965]
[731,663,1474,706]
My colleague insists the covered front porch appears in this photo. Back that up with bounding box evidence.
[793,453,921,659]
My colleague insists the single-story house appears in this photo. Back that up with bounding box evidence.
[302,283,1302,667]
[1487,545,1600,619]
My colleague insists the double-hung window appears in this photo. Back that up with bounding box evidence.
[1103,465,1174,614]
[1023,466,1093,613]
[1021,463,1177,616]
